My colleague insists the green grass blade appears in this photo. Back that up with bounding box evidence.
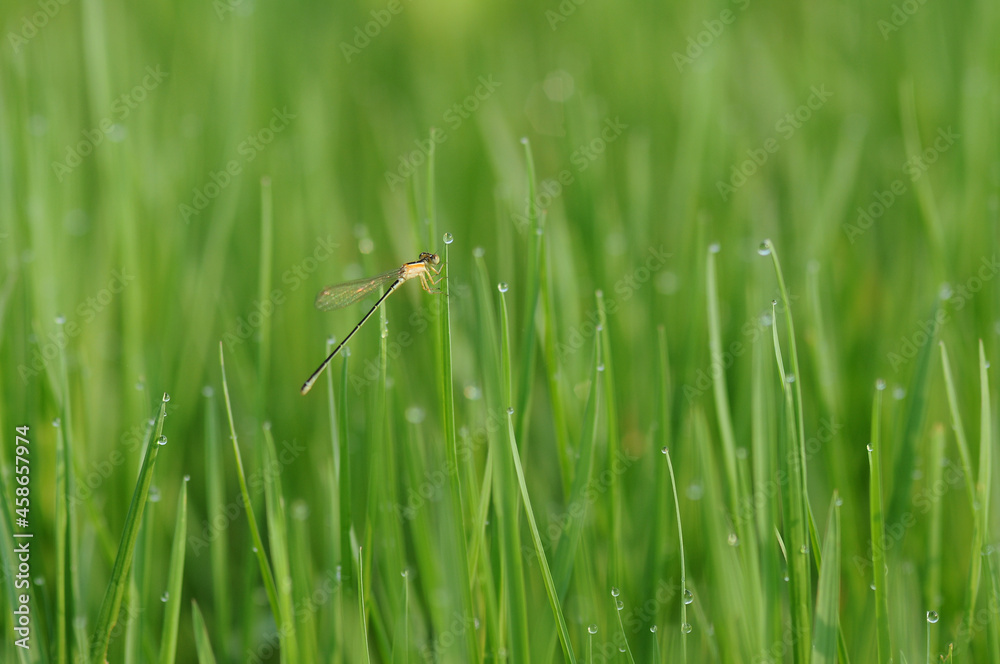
[662,445,688,663]
[217,342,281,625]
[202,386,230,655]
[886,301,938,525]
[158,478,188,664]
[705,247,739,510]
[613,591,636,664]
[257,176,273,415]
[90,393,170,663]
[514,138,542,448]
[504,410,578,664]
[263,424,300,664]
[595,290,623,586]
[191,600,219,664]
[811,493,841,664]
[868,382,892,664]
[925,423,946,657]
[359,547,371,664]
[939,341,976,510]
[964,339,993,641]
[337,346,354,590]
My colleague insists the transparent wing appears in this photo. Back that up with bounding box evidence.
[314,269,401,311]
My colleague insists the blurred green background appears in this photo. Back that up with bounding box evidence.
[1,0,999,661]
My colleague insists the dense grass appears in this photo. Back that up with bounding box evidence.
[1,0,999,662]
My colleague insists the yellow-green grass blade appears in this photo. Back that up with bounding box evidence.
[217,343,280,625]
[552,330,601,598]
[290,503,321,664]
[504,409,578,664]
[515,138,543,449]
[661,444,688,663]
[811,492,841,664]
[964,340,992,642]
[705,247,739,513]
[868,383,892,664]
[89,393,170,663]
[595,290,623,587]
[202,386,230,654]
[263,424,300,663]
[191,600,219,664]
[158,478,188,664]
[925,423,946,658]
[939,341,976,510]
[256,176,274,416]
[337,345,354,590]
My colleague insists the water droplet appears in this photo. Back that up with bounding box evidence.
[783,573,789,582]
[52,418,61,427]
[358,237,374,254]
[661,446,669,455]
[520,136,529,145]
[686,483,703,500]
[986,361,992,369]
[892,386,906,400]
[162,392,171,402]
[595,324,603,332]
[597,363,605,372]
[835,496,843,506]
[263,421,272,431]
[183,475,191,482]
[463,384,482,400]
[785,373,796,384]
[158,435,168,445]
[161,592,169,602]
[474,617,480,629]
[405,406,425,424]
[757,240,772,256]
[55,314,66,325]
[681,622,693,634]
[683,589,694,605]
[875,379,886,391]
[650,625,658,633]
[443,232,454,245]
[588,624,598,635]
[136,381,146,391]
[619,646,626,653]
[292,501,308,519]
[498,282,508,293]
[728,532,739,547]
[506,407,514,415]
[202,386,213,397]
[616,599,624,611]
[800,544,808,554]
[870,583,876,590]
[401,569,408,578]
[611,586,620,597]
[735,447,747,460]
[866,443,874,453]
[709,243,721,254]
[939,283,953,299]
[473,246,485,257]
[343,347,351,357]
[927,610,939,624]
[771,299,778,306]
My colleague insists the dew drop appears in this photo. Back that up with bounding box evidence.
[892,386,905,400]
[681,622,693,634]
[735,447,747,460]
[616,599,624,611]
[875,379,886,391]
[506,407,514,415]
[52,418,61,427]
[158,435,168,445]
[683,589,694,605]
[785,373,796,384]
[835,496,843,506]
[202,386,214,397]
[686,483,703,500]
[183,475,191,482]
[800,544,808,554]
[728,532,739,547]
[474,617,480,629]
[473,246,485,258]
[443,232,454,245]
[650,625,658,633]
[55,314,66,325]
[136,381,146,391]
[405,406,425,424]
[263,421,272,431]
[611,586,620,597]
[292,501,309,519]
[619,646,626,653]
[661,446,669,455]
[463,384,482,400]
[870,583,876,590]
[757,241,772,256]
[866,443,873,453]
[520,136,529,145]
[926,610,939,624]
[588,624,598,635]
[161,592,169,602]
[498,282,508,293]
[597,363,605,372]
[708,243,721,254]
[401,569,408,578]
[162,392,171,402]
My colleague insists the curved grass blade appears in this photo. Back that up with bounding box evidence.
[504,410,577,664]
[939,342,976,510]
[263,424,300,664]
[964,339,992,642]
[203,386,230,652]
[811,493,841,664]
[90,394,170,663]
[191,600,218,664]
[662,445,688,664]
[158,478,188,664]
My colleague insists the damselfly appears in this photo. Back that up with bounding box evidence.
[300,252,442,395]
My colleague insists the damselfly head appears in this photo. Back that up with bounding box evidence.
[419,252,440,265]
